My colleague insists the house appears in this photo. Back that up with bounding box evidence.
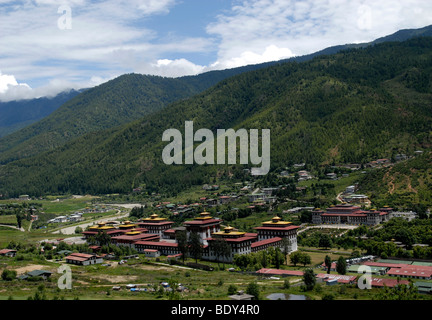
[144,249,160,258]
[326,173,337,180]
[65,252,104,266]
[69,214,84,222]
[345,185,356,194]
[316,274,357,284]
[27,270,53,280]
[414,282,432,294]
[48,216,68,223]
[19,270,53,281]
[229,291,255,300]
[0,249,17,257]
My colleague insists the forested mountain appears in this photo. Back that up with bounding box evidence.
[0,73,239,164]
[0,37,431,197]
[1,25,431,165]
[0,89,81,138]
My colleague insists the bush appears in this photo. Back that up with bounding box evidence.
[283,279,290,289]
[246,282,260,300]
[1,270,17,281]
[227,284,238,295]
[322,293,335,300]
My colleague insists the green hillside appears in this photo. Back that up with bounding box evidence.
[0,38,431,197]
[0,90,82,138]
[358,151,432,207]
[1,25,431,166]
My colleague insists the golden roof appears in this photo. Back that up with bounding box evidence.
[263,216,291,225]
[196,212,212,220]
[212,226,245,236]
[142,213,167,221]
[89,224,114,230]
[125,229,142,235]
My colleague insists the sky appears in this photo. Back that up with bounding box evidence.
[0,0,432,102]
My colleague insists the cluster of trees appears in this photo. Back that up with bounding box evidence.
[175,230,207,264]
[299,218,432,260]
[0,202,40,228]
[298,232,334,248]
[289,251,312,267]
[233,247,285,271]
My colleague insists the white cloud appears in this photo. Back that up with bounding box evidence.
[211,45,295,69]
[0,71,31,95]
[149,58,205,77]
[0,71,109,102]
[207,0,432,68]
[1,0,432,101]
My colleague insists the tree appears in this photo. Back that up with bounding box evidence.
[299,253,312,267]
[15,209,24,229]
[324,255,332,274]
[303,268,316,291]
[374,283,419,300]
[211,238,231,268]
[319,234,333,249]
[227,284,238,295]
[281,237,290,265]
[336,256,347,275]
[175,230,188,263]
[1,269,17,281]
[246,282,260,300]
[92,230,111,246]
[275,248,282,269]
[289,251,302,266]
[188,232,203,263]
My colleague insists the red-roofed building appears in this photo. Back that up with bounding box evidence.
[371,278,410,288]
[316,273,357,284]
[387,266,432,280]
[205,226,256,262]
[183,212,222,245]
[65,252,103,266]
[0,249,17,257]
[143,249,160,258]
[311,204,391,225]
[134,241,180,256]
[138,214,174,237]
[111,233,160,247]
[254,216,299,252]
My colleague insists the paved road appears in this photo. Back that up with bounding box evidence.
[298,224,358,234]
[52,208,130,235]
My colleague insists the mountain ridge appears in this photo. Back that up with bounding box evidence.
[1,25,431,164]
[0,37,431,197]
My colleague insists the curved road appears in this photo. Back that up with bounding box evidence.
[51,203,143,235]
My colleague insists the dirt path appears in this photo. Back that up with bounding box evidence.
[13,264,52,275]
[0,224,24,232]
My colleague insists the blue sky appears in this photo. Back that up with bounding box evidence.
[1,0,432,101]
